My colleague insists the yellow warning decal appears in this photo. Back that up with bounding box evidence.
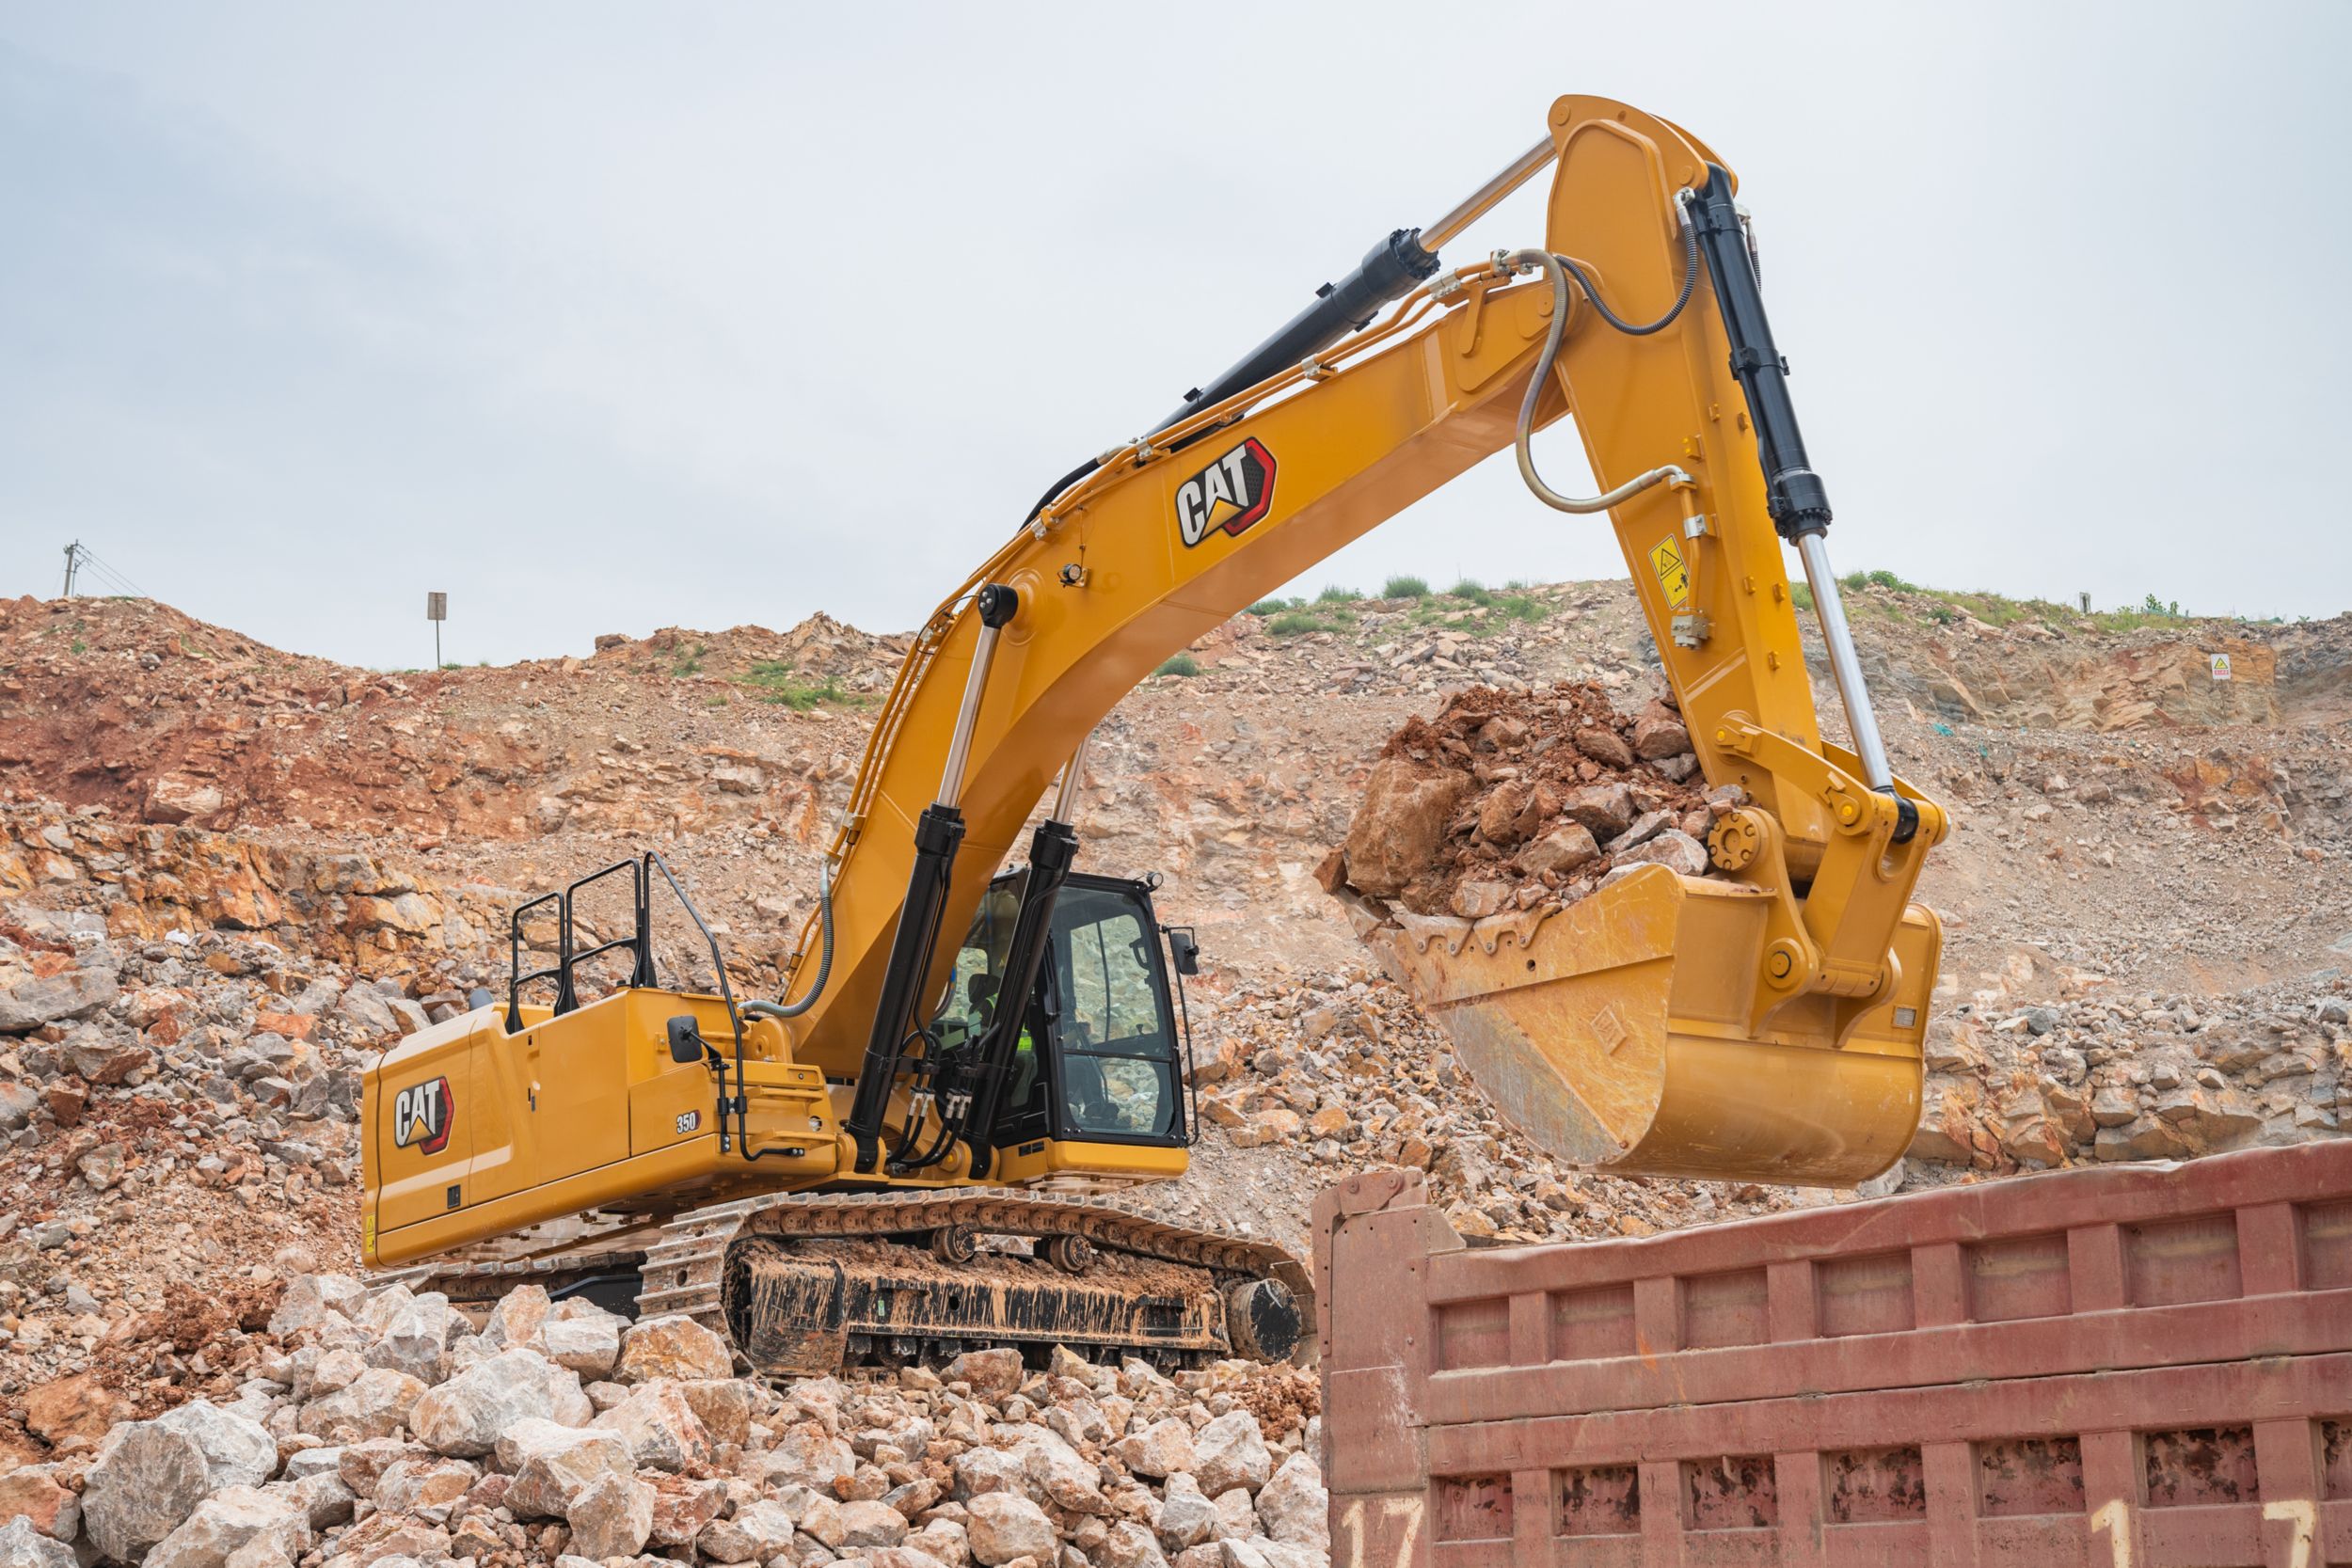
[1649,536,1692,610]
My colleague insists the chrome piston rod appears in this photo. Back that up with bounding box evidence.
[1792,532,1895,791]
[1049,729,1093,825]
[938,598,1011,809]
[1421,135,1558,252]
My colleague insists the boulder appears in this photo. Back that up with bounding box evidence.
[478,1285,549,1351]
[964,1493,1057,1566]
[332,1439,433,1500]
[1155,1474,1216,1551]
[358,1290,453,1384]
[367,1459,477,1516]
[562,1472,652,1560]
[1571,727,1635,769]
[1520,822,1599,877]
[614,1315,733,1384]
[1212,1488,1258,1541]
[590,1380,710,1471]
[144,1487,310,1568]
[409,1348,590,1457]
[825,1500,909,1552]
[1449,879,1514,920]
[1111,1418,1195,1481]
[1611,829,1708,878]
[24,1372,128,1446]
[501,1425,632,1520]
[279,1473,356,1533]
[952,1445,1025,1501]
[1252,1454,1327,1546]
[0,1468,79,1543]
[1342,759,1470,898]
[83,1421,213,1564]
[757,1421,855,1491]
[698,1497,798,1563]
[1630,711,1692,759]
[1560,782,1637,840]
[538,1301,622,1380]
[1193,1414,1272,1498]
[0,1519,73,1568]
[0,966,119,1032]
[646,1476,728,1548]
[153,1401,279,1492]
[297,1369,426,1444]
[314,1513,448,1568]
[675,1377,751,1445]
[941,1346,1025,1401]
[1008,1426,1107,1513]
[1102,1519,1170,1568]
[1475,782,1533,847]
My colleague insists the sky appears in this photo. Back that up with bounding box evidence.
[2,3,2346,669]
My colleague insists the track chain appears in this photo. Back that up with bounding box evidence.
[411,1188,1311,1363]
[636,1188,1311,1342]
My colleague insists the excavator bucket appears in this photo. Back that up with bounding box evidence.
[1346,865,1942,1186]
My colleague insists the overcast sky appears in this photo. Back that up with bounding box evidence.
[3,4,2345,668]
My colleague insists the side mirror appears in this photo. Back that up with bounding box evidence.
[1167,928,1200,977]
[666,1015,707,1065]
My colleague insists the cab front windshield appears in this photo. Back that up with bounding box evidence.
[930,878,1183,1145]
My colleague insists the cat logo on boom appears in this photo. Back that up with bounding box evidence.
[1174,438,1277,546]
[391,1076,454,1156]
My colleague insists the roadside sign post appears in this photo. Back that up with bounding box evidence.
[427,592,447,669]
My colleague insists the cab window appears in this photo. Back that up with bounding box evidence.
[1050,886,1181,1141]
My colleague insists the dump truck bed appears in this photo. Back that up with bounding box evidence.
[1314,1142,2352,1566]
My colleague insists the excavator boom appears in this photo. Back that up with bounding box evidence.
[786,95,1943,1184]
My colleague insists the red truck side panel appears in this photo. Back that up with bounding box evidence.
[1315,1144,2352,1567]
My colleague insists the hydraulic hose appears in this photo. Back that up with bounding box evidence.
[743,860,835,1022]
[1504,247,1692,515]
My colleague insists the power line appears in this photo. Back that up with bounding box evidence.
[65,544,151,601]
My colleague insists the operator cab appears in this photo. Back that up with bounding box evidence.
[930,871,1195,1152]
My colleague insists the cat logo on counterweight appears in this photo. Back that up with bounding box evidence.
[392,1076,454,1155]
[1175,438,1276,546]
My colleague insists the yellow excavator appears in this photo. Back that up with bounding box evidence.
[362,94,1946,1372]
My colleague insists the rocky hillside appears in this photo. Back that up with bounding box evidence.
[1,578,2346,1567]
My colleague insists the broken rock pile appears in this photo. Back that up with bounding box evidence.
[2,1271,1330,1568]
[1324,682,1730,924]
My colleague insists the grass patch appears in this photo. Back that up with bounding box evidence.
[1496,594,1549,623]
[1447,578,1495,607]
[71,641,87,655]
[1315,584,1359,604]
[1838,567,1922,594]
[739,657,856,710]
[1247,597,1292,616]
[669,642,708,676]
[1382,574,1431,599]
[1266,611,1325,637]
[1154,652,1201,677]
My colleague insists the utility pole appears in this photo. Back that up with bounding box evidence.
[61,540,83,597]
